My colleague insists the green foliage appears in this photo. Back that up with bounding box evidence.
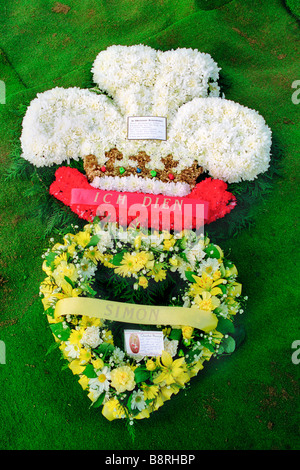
[134,366,151,384]
[285,0,300,18]
[49,322,71,342]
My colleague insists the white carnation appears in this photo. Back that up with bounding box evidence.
[81,326,102,349]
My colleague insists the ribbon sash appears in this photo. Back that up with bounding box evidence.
[54,297,218,333]
[71,188,208,230]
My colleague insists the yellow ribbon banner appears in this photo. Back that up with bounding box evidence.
[54,297,218,333]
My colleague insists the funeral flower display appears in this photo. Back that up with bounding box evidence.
[40,219,244,430]
[20,45,272,193]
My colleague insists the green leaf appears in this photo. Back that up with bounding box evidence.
[46,340,61,356]
[86,234,100,248]
[169,328,182,341]
[64,275,75,288]
[112,250,126,266]
[216,317,235,335]
[45,252,56,269]
[233,325,246,349]
[204,244,220,259]
[203,342,215,352]
[184,348,202,364]
[179,236,187,250]
[134,367,151,384]
[219,263,226,277]
[44,306,55,317]
[49,322,71,341]
[222,336,236,354]
[82,363,98,378]
[185,270,197,283]
[127,393,142,416]
[218,284,227,295]
[90,392,106,408]
[95,342,114,357]
[83,284,97,297]
[179,251,188,263]
[127,393,133,412]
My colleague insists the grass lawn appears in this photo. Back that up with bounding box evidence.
[0,0,299,451]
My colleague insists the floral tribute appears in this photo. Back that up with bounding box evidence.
[17,44,273,437]
[20,45,272,195]
[40,219,245,434]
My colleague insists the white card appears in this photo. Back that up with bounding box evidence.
[124,329,164,357]
[127,116,167,141]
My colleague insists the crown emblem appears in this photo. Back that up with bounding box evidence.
[20,45,272,197]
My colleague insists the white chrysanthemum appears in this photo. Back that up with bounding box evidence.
[169,97,272,183]
[20,87,124,167]
[109,347,126,365]
[80,326,102,349]
[20,45,272,191]
[96,231,114,253]
[185,243,206,270]
[163,338,179,357]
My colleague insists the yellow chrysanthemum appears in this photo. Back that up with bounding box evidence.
[69,328,85,346]
[141,383,159,400]
[79,348,92,364]
[54,252,68,267]
[114,252,142,277]
[74,231,91,248]
[85,247,102,264]
[194,291,220,311]
[80,316,102,328]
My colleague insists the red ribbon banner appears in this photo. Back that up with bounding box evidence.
[71,188,208,231]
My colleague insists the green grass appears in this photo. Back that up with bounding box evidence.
[285,0,300,18]
[0,0,299,451]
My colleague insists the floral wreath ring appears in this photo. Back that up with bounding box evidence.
[40,218,245,432]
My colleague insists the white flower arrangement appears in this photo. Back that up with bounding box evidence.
[90,174,191,196]
[20,44,272,188]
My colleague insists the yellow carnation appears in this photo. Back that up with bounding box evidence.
[110,365,135,393]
